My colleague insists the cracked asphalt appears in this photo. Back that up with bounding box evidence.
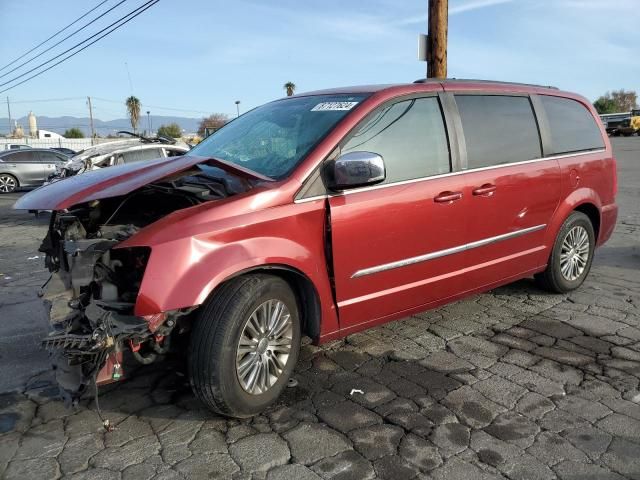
[1,138,639,480]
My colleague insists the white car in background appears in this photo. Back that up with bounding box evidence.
[51,132,189,181]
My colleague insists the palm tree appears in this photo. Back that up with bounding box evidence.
[125,96,141,132]
[284,82,296,97]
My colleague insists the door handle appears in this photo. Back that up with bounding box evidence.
[472,184,497,196]
[434,191,463,203]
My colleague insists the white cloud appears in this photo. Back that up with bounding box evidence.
[450,0,515,15]
[397,0,515,26]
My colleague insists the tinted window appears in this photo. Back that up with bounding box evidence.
[456,95,541,169]
[122,148,163,164]
[3,151,36,163]
[342,97,450,183]
[38,151,65,163]
[540,96,605,154]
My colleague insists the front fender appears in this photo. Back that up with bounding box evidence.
[128,203,339,336]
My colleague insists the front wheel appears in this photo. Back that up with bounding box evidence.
[189,274,301,417]
[535,211,595,293]
[0,174,18,193]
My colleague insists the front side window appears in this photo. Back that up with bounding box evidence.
[341,97,450,184]
[540,96,605,155]
[456,95,542,169]
[5,151,36,163]
[188,94,368,179]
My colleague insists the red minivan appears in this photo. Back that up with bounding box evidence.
[16,79,617,417]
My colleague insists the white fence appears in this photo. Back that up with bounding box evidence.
[0,138,120,150]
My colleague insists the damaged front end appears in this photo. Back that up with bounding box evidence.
[40,211,181,405]
[37,167,246,404]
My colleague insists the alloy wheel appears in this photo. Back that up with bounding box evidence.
[559,225,590,281]
[0,175,16,193]
[235,299,293,395]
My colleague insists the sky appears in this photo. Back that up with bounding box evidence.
[0,0,637,123]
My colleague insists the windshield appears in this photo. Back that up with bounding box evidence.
[187,94,368,178]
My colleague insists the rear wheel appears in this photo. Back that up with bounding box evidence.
[189,274,300,417]
[0,174,18,194]
[535,211,595,293]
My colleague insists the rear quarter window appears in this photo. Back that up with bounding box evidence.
[540,96,605,155]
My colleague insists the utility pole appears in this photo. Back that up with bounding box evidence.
[87,96,96,144]
[427,0,448,79]
[6,97,12,137]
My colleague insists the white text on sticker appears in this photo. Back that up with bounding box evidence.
[311,102,358,111]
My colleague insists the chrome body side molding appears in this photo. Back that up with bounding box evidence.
[351,224,546,278]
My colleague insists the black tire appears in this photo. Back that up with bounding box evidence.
[189,274,301,417]
[535,211,595,293]
[0,173,18,194]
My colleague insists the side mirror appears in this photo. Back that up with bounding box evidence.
[328,151,385,191]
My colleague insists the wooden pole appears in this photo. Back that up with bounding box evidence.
[87,96,96,144]
[427,0,448,79]
[6,97,12,136]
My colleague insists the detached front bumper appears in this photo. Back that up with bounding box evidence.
[42,296,158,402]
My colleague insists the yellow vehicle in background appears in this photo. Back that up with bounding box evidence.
[630,109,640,135]
[600,109,640,136]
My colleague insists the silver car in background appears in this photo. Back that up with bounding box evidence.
[0,149,69,193]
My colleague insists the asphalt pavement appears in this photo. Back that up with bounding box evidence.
[0,138,638,479]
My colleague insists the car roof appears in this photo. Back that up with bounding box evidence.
[293,79,581,100]
[0,148,66,155]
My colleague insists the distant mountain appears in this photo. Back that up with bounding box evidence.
[0,115,202,137]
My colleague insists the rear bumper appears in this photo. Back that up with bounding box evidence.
[598,203,618,246]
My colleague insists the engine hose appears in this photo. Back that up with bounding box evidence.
[152,335,171,354]
[132,349,157,365]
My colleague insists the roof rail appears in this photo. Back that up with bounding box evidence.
[413,78,559,90]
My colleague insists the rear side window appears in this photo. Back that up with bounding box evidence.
[455,95,541,169]
[122,148,163,164]
[341,97,450,184]
[540,96,605,154]
[38,151,65,163]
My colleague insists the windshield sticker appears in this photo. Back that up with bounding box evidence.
[311,101,359,112]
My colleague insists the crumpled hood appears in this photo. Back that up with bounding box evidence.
[13,155,272,210]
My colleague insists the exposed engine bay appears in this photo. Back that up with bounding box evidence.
[39,166,249,404]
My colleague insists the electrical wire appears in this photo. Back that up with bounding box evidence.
[0,0,159,94]
[0,0,128,81]
[10,97,86,104]
[0,0,111,73]
[0,0,155,89]
[92,97,211,115]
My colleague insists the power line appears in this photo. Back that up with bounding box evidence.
[6,97,206,118]
[0,0,110,73]
[0,0,152,88]
[10,97,86,104]
[0,0,159,94]
[93,97,210,115]
[0,0,128,80]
